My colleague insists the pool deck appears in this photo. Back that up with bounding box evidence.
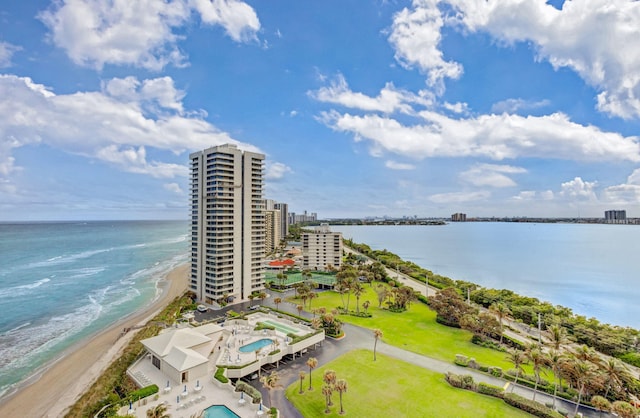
[125,311,323,417]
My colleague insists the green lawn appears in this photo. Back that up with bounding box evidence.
[285,349,533,418]
[265,271,336,286]
[297,285,537,374]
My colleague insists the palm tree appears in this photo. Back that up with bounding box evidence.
[146,403,170,418]
[276,272,287,289]
[296,304,304,316]
[373,329,383,361]
[258,291,267,304]
[568,358,595,417]
[273,297,282,310]
[362,300,370,313]
[322,385,333,414]
[323,370,337,405]
[298,371,306,394]
[545,349,564,410]
[353,282,364,313]
[601,358,631,399]
[307,291,318,310]
[335,378,348,415]
[527,348,545,401]
[507,350,526,391]
[548,323,567,350]
[260,371,281,408]
[489,302,510,344]
[248,293,255,306]
[306,357,318,390]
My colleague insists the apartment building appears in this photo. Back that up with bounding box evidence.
[301,223,342,271]
[189,144,265,303]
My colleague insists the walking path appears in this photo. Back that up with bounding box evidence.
[260,292,610,418]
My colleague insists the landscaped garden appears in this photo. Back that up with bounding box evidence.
[292,284,533,373]
[285,349,533,418]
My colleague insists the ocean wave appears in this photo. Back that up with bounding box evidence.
[0,292,104,371]
[0,278,51,299]
[66,267,106,279]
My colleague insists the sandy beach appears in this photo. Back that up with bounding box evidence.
[0,263,189,418]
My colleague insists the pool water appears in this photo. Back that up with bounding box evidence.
[239,338,273,353]
[204,405,240,418]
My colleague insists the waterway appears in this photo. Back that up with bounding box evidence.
[332,223,640,328]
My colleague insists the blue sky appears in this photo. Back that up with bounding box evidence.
[1,0,640,220]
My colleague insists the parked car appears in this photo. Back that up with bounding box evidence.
[197,304,207,312]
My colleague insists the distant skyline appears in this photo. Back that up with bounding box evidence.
[1,0,640,221]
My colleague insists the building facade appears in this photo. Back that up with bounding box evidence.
[265,208,282,253]
[274,202,289,238]
[605,210,627,224]
[189,144,265,304]
[451,213,467,222]
[301,223,342,271]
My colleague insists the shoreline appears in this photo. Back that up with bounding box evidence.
[0,262,189,418]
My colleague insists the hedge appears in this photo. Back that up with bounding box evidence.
[477,382,504,399]
[214,368,228,384]
[502,393,564,418]
[235,381,262,403]
[126,384,159,403]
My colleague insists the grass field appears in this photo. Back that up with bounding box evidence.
[293,285,538,374]
[285,349,533,418]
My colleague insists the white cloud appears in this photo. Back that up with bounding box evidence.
[385,160,416,170]
[0,74,258,180]
[446,0,640,119]
[513,190,554,201]
[39,0,260,70]
[0,42,20,68]
[429,190,490,203]
[388,0,463,91]
[460,163,526,188]
[319,110,640,162]
[265,162,292,180]
[602,168,640,204]
[559,177,598,200]
[163,182,184,194]
[443,101,469,114]
[491,98,551,114]
[309,74,434,114]
[191,0,261,43]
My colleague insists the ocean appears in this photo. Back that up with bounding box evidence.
[332,223,640,329]
[0,220,188,399]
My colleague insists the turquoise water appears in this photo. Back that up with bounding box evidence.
[0,220,188,398]
[263,320,299,334]
[333,223,640,328]
[239,338,273,353]
[204,405,241,418]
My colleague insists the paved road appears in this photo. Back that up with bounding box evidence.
[256,291,610,418]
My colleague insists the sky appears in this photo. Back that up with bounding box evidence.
[1,0,640,221]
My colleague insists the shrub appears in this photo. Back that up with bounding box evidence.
[235,381,262,403]
[618,352,640,368]
[488,366,503,377]
[214,368,228,384]
[477,382,504,399]
[454,354,469,367]
[503,393,564,418]
[444,372,476,390]
[126,384,159,403]
[468,358,479,369]
[254,322,276,331]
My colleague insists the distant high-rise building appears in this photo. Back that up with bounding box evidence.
[605,210,627,224]
[189,144,265,303]
[302,223,342,271]
[290,210,318,224]
[274,202,289,238]
[265,208,282,253]
[451,213,467,222]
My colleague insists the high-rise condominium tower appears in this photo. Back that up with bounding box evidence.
[189,144,265,304]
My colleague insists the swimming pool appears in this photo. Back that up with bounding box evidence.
[204,405,240,418]
[239,338,273,353]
